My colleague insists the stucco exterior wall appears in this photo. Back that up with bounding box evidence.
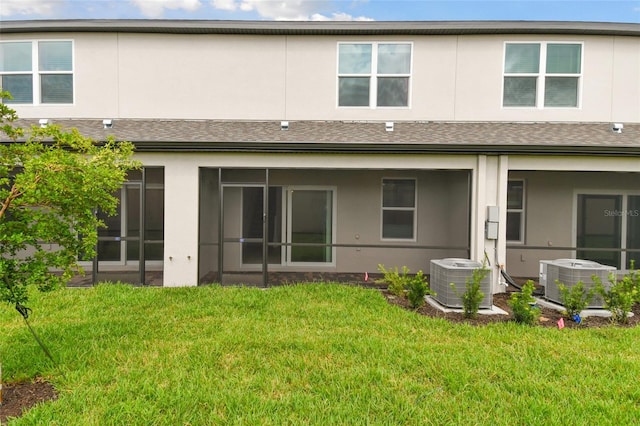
[5,31,639,123]
[507,170,640,278]
[195,167,470,278]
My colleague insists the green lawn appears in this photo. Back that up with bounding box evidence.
[1,284,640,425]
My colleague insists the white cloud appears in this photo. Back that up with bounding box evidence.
[311,12,373,21]
[212,0,237,11]
[210,0,373,21]
[213,0,321,20]
[0,0,57,17]
[131,0,202,18]
[0,0,372,21]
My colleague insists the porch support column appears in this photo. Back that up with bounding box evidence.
[471,155,506,294]
[496,155,509,294]
[163,161,199,287]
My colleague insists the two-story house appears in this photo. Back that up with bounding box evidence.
[1,20,639,293]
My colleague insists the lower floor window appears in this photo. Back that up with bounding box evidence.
[507,180,525,242]
[382,178,416,240]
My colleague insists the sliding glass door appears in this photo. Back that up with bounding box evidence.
[288,189,334,264]
[627,196,640,269]
[236,186,336,265]
[241,186,283,265]
[576,194,621,268]
[577,193,640,269]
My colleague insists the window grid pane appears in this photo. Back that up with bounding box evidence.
[1,75,33,103]
[544,77,578,107]
[377,43,411,74]
[338,77,370,107]
[0,42,32,72]
[38,41,72,71]
[507,181,524,209]
[41,74,73,103]
[377,77,409,107]
[506,212,522,242]
[505,43,540,73]
[503,77,537,107]
[383,210,414,239]
[546,44,581,74]
[338,44,371,74]
[383,179,415,208]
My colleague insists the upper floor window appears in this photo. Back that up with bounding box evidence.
[503,42,582,108]
[338,42,411,108]
[0,40,73,104]
[382,178,416,240]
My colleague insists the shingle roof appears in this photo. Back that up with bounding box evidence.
[3,119,639,155]
[1,20,639,37]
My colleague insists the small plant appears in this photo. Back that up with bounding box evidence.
[628,260,640,304]
[593,272,637,324]
[377,264,410,297]
[557,280,594,319]
[508,280,541,325]
[406,270,432,309]
[451,264,489,319]
[377,264,433,308]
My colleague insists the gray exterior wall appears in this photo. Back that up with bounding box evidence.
[507,171,640,277]
[196,169,469,280]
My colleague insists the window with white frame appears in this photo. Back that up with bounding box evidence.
[506,180,525,242]
[382,178,416,240]
[503,42,582,108]
[338,42,411,107]
[0,40,73,104]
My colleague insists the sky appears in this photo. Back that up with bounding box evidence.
[0,0,639,23]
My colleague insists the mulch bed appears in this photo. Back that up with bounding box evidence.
[384,289,640,328]
[0,378,57,423]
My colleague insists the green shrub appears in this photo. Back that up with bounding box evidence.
[406,271,431,309]
[594,272,637,324]
[628,260,640,304]
[377,265,433,308]
[508,280,541,325]
[452,264,489,319]
[557,280,594,319]
[377,264,410,297]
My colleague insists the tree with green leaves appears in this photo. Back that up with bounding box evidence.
[0,90,139,307]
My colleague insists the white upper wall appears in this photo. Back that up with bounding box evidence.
[3,29,639,123]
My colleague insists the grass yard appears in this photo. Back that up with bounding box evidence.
[1,283,640,425]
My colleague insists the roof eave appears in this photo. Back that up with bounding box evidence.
[1,19,639,37]
[129,140,640,156]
